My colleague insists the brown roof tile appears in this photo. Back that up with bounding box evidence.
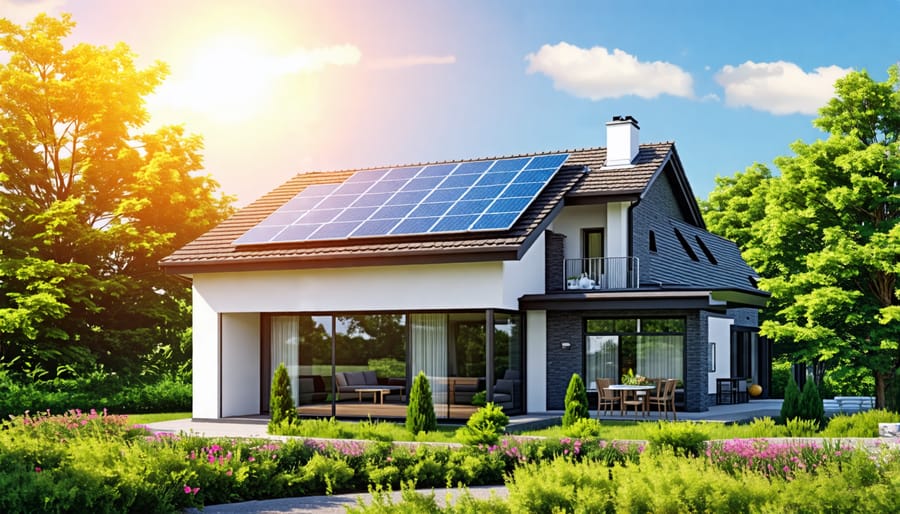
[160,143,674,273]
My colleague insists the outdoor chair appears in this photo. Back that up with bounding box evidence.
[648,378,678,420]
[595,378,619,417]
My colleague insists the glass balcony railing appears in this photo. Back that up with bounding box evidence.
[564,257,640,290]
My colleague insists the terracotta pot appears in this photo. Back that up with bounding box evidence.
[748,383,763,397]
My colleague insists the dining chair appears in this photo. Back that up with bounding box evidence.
[648,379,678,420]
[621,387,647,418]
[595,378,619,417]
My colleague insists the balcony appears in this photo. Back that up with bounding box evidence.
[564,257,640,290]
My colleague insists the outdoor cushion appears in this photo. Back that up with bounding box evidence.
[345,371,366,386]
[335,372,348,387]
[363,370,378,385]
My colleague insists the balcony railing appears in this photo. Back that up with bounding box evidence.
[564,256,640,290]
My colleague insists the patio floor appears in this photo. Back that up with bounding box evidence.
[146,399,786,439]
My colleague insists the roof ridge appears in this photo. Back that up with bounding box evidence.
[292,142,675,177]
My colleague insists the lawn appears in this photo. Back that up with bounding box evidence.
[126,411,191,424]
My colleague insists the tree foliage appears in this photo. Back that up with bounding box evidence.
[406,371,437,434]
[703,65,900,409]
[562,373,589,427]
[268,362,297,430]
[798,379,826,428]
[0,14,233,378]
[780,375,801,422]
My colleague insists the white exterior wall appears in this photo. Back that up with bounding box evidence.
[192,288,220,419]
[606,202,630,258]
[221,313,261,417]
[502,232,546,306]
[526,310,547,412]
[550,205,607,260]
[707,316,734,394]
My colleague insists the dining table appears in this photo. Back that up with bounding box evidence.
[605,384,657,416]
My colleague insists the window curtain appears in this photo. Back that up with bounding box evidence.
[586,335,618,389]
[637,335,683,380]
[270,315,301,405]
[409,313,448,416]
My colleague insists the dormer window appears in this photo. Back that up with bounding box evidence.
[695,236,717,264]
[674,228,699,261]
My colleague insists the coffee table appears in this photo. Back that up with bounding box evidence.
[355,387,391,404]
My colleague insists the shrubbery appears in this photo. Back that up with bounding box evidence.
[406,371,437,435]
[561,373,589,428]
[0,372,190,419]
[268,363,297,432]
[456,402,509,446]
[798,378,826,428]
[780,375,801,422]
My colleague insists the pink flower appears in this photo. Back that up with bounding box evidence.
[226,469,233,477]
[35,467,42,473]
[248,456,255,462]
[184,485,192,494]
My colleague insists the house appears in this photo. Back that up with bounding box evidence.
[160,116,769,420]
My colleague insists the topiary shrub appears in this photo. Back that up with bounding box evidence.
[798,379,826,428]
[646,421,709,457]
[406,371,437,435]
[779,375,801,423]
[562,373,590,428]
[268,362,297,432]
[564,417,603,439]
[457,402,509,446]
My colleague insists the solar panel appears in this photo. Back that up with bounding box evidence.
[232,153,569,246]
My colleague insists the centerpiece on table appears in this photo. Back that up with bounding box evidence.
[621,368,648,385]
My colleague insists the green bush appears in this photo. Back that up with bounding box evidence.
[561,373,589,428]
[470,390,487,407]
[746,416,785,438]
[822,409,900,437]
[457,402,509,446]
[406,371,437,435]
[367,358,406,379]
[506,457,616,513]
[645,421,709,457]
[779,375,801,423]
[769,360,791,399]
[798,379,826,428]
[268,363,297,432]
[563,417,602,439]
[783,417,818,437]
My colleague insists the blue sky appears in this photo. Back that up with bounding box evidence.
[3,0,899,205]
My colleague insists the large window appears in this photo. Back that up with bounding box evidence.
[263,310,522,419]
[585,318,684,389]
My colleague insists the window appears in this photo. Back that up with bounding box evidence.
[695,235,717,264]
[585,317,685,388]
[649,230,657,253]
[674,228,699,261]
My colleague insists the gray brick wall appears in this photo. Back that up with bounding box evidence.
[543,308,713,412]
[632,166,689,283]
[727,308,758,327]
[545,231,566,293]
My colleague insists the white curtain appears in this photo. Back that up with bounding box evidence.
[586,335,619,389]
[409,313,448,415]
[270,316,300,405]
[637,335,683,381]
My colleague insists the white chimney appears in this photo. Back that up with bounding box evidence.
[605,115,640,167]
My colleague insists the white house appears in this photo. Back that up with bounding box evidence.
[161,116,769,420]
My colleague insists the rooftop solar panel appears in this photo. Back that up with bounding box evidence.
[233,153,569,246]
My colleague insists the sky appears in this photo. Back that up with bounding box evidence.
[3,0,900,206]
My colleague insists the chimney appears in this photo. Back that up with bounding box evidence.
[605,115,640,167]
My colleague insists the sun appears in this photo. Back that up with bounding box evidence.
[151,34,277,123]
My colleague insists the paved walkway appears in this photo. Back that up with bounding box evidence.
[149,400,786,513]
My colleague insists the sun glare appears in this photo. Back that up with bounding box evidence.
[147,33,284,124]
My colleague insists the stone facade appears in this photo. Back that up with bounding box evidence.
[544,309,712,412]
[544,231,566,293]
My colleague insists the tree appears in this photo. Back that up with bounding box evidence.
[703,65,900,409]
[268,362,297,431]
[406,371,437,434]
[562,373,589,427]
[780,375,801,422]
[798,379,825,428]
[0,14,233,378]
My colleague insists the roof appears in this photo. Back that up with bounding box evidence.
[160,143,676,274]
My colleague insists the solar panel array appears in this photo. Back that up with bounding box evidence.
[233,153,569,246]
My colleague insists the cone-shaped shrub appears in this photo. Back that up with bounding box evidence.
[406,371,437,434]
[562,373,590,427]
[780,375,801,423]
[268,362,297,431]
[798,379,826,428]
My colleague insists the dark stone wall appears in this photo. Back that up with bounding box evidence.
[632,166,688,283]
[727,308,758,328]
[545,231,567,293]
[544,308,712,412]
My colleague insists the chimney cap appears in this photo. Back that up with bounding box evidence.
[610,115,639,128]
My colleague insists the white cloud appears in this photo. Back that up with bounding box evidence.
[275,44,362,74]
[369,54,456,70]
[525,42,694,100]
[715,61,852,115]
[0,0,66,24]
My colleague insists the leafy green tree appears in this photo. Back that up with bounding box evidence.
[562,373,589,427]
[0,14,233,378]
[703,66,900,409]
[268,363,297,431]
[406,371,437,434]
[780,375,801,422]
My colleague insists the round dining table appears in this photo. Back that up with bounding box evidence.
[605,384,657,416]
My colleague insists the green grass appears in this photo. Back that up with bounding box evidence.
[516,419,760,440]
[125,412,191,424]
